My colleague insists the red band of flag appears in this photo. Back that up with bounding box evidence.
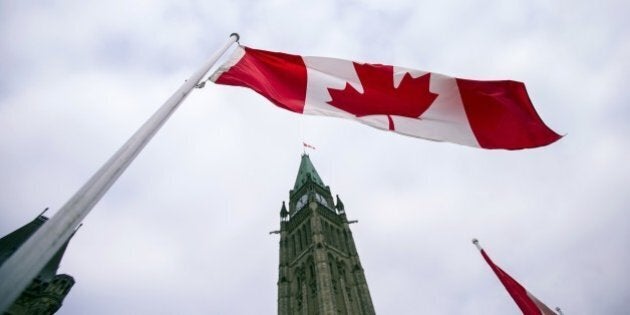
[478,247,557,315]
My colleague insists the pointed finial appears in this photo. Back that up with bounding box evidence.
[69,223,84,237]
[280,201,288,218]
[39,207,49,217]
[472,238,482,251]
[335,195,345,212]
[280,201,289,219]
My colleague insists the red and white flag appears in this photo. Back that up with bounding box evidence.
[303,142,316,150]
[211,46,561,150]
[473,240,558,315]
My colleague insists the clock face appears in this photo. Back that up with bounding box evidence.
[295,193,333,213]
[315,193,334,211]
[295,194,308,212]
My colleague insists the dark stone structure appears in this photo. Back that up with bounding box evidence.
[0,214,75,315]
[277,155,375,315]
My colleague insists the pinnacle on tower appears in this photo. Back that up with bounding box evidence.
[0,214,76,314]
[335,195,345,213]
[280,201,288,220]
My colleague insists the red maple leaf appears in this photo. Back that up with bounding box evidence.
[327,63,438,130]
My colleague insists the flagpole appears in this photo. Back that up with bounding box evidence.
[0,33,239,312]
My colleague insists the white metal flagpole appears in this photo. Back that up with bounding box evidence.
[0,33,239,312]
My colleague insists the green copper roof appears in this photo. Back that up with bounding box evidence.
[294,154,325,190]
[0,215,75,281]
[0,216,47,266]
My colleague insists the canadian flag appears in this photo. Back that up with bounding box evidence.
[211,46,561,150]
[474,240,558,315]
[303,142,316,150]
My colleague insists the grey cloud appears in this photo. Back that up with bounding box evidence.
[1,0,629,314]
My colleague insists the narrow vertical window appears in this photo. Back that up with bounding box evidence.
[305,222,311,245]
[300,227,306,251]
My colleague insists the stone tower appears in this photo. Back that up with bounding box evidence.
[277,155,375,315]
[0,213,76,315]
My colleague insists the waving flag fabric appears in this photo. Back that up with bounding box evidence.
[475,241,557,315]
[211,46,561,150]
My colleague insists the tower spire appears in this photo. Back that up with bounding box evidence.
[293,154,325,190]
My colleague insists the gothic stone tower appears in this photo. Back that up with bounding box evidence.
[0,214,75,315]
[277,155,375,315]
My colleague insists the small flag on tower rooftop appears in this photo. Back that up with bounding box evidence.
[472,239,560,315]
[303,142,316,150]
[211,45,561,150]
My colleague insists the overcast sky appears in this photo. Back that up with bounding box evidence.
[1,1,629,314]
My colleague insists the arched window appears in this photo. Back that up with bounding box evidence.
[298,232,303,253]
[326,222,333,245]
[300,227,306,251]
[336,229,344,251]
[305,222,312,245]
[296,272,303,310]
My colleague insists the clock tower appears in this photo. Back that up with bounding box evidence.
[277,154,375,315]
